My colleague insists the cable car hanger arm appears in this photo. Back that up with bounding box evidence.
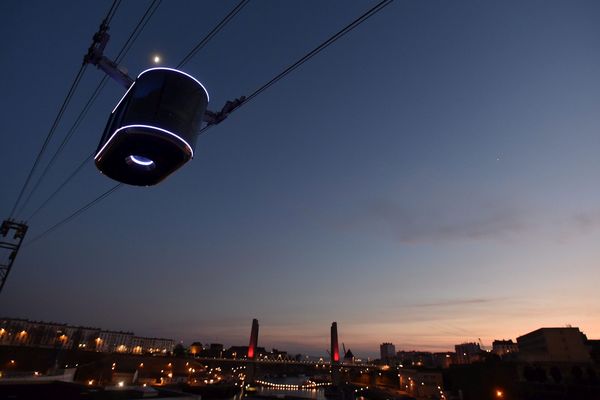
[202,96,246,126]
[84,22,244,128]
[83,22,134,88]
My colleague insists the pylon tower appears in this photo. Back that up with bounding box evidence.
[0,219,28,294]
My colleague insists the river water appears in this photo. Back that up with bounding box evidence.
[215,376,327,400]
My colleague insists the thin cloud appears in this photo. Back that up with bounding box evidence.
[571,211,600,234]
[412,297,502,308]
[363,199,529,244]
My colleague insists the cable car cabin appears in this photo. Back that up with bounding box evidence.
[95,67,209,186]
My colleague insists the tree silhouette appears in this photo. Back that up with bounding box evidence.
[173,343,186,357]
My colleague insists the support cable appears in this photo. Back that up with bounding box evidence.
[26,154,92,221]
[197,0,393,136]
[115,0,162,63]
[24,0,392,246]
[241,0,393,107]
[19,0,162,219]
[7,0,121,220]
[23,0,245,244]
[7,64,87,220]
[24,184,122,248]
[24,0,246,226]
[177,0,250,69]
[104,0,123,25]
[17,78,108,217]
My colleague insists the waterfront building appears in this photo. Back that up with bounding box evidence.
[130,336,174,354]
[96,330,133,353]
[0,318,100,349]
[0,317,172,355]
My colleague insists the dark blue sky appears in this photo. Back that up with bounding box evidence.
[1,0,600,357]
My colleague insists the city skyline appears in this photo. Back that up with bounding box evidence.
[2,314,596,359]
[3,315,594,362]
[1,0,599,358]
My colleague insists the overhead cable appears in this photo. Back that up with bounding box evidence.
[22,0,162,220]
[27,154,93,221]
[104,0,123,25]
[242,0,393,107]
[35,0,395,240]
[197,0,393,137]
[17,77,108,217]
[23,0,246,242]
[7,0,123,220]
[114,0,163,63]
[24,184,122,247]
[177,0,250,69]
[7,64,87,220]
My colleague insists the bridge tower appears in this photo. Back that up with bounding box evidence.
[331,322,341,385]
[246,318,259,383]
[248,318,259,360]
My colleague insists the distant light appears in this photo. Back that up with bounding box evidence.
[153,55,161,64]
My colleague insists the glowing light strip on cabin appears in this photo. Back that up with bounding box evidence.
[128,155,154,166]
[94,124,194,161]
[137,67,210,102]
[111,82,136,114]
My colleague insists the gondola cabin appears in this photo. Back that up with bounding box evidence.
[95,67,209,186]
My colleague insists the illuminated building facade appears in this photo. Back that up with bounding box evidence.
[0,317,173,354]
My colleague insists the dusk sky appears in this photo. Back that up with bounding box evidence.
[1,0,599,358]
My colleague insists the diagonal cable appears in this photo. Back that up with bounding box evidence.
[18,0,162,219]
[197,0,393,138]
[24,184,122,248]
[177,0,250,69]
[22,0,393,246]
[27,154,93,221]
[242,0,393,106]
[8,64,87,219]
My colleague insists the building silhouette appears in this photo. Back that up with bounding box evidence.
[380,342,396,361]
[517,327,591,363]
